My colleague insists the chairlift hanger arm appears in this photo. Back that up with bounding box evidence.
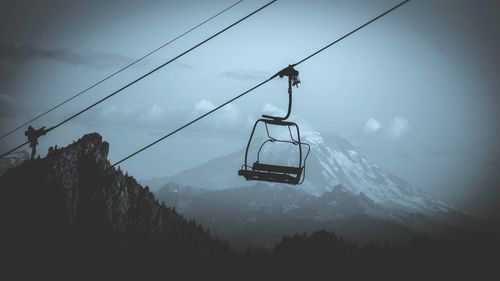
[263,65,301,120]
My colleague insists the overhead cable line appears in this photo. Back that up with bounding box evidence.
[112,0,410,167]
[113,77,276,166]
[0,0,244,141]
[292,0,409,67]
[0,0,277,159]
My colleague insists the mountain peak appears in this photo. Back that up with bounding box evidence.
[47,132,109,163]
[301,130,324,145]
[0,132,229,264]
[168,130,454,217]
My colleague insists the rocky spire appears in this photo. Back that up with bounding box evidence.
[0,133,230,271]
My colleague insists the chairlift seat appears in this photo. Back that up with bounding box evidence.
[260,117,296,126]
[238,162,303,185]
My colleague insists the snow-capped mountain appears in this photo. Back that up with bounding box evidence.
[169,130,453,217]
[0,150,29,175]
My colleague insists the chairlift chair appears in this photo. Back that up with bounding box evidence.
[238,65,310,185]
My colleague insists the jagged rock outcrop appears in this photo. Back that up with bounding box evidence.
[0,133,230,274]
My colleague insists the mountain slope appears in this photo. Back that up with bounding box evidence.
[169,131,453,216]
[0,133,230,275]
[0,149,29,175]
[155,182,422,248]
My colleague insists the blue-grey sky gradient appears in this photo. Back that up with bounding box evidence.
[1,0,499,218]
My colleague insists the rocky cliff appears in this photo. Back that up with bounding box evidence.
[0,133,230,276]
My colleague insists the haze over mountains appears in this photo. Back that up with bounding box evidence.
[148,130,481,248]
[162,132,453,211]
[0,129,476,248]
[169,131,448,210]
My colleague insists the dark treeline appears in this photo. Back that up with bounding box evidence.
[242,230,498,279]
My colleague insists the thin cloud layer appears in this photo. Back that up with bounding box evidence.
[389,117,410,139]
[89,99,247,134]
[192,99,244,131]
[193,100,216,112]
[0,43,132,69]
[0,93,14,104]
[363,118,382,134]
[221,69,270,81]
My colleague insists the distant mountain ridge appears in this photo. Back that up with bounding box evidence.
[154,178,479,250]
[156,182,420,248]
[168,131,453,217]
[0,149,29,175]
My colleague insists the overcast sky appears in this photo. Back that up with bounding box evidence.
[1,0,499,218]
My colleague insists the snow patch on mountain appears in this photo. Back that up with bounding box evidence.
[169,130,454,217]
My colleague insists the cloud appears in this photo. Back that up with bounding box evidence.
[93,103,174,130]
[262,103,286,118]
[147,104,165,117]
[215,103,241,129]
[363,118,381,134]
[79,99,246,135]
[259,102,319,137]
[388,117,409,139]
[193,100,216,112]
[0,43,132,69]
[221,69,270,81]
[0,93,14,104]
[192,99,244,131]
